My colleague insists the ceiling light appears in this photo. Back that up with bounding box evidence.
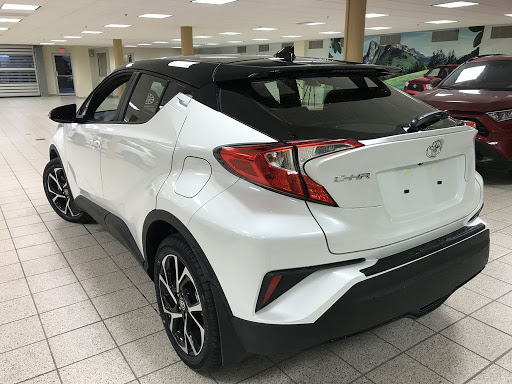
[171,38,181,41]
[227,40,243,43]
[253,27,277,31]
[192,0,237,3]
[206,42,219,45]
[193,44,201,47]
[153,41,169,44]
[0,18,21,23]
[171,46,181,49]
[298,22,325,26]
[365,26,392,30]
[506,14,512,17]
[252,38,269,41]
[137,43,152,46]
[366,13,389,18]
[138,13,172,18]
[124,45,136,47]
[282,35,302,38]
[0,27,9,31]
[194,35,212,39]
[1,4,40,10]
[320,31,342,34]
[51,39,67,42]
[432,1,478,8]
[81,31,103,34]
[64,36,81,39]
[219,32,241,35]
[425,20,458,24]
[40,42,54,45]
[105,24,131,28]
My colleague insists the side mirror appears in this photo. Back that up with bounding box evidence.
[48,104,77,123]
[431,78,442,87]
[423,73,428,77]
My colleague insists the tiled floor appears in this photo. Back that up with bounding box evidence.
[0,96,512,384]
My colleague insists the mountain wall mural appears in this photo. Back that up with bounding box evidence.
[328,26,486,88]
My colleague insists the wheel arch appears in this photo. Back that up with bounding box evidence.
[143,210,218,286]
[142,209,249,365]
[49,144,60,161]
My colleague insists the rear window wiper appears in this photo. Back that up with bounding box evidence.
[407,111,450,133]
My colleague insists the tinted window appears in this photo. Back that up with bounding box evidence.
[441,60,512,90]
[219,74,452,141]
[158,81,186,110]
[81,73,132,123]
[124,74,167,123]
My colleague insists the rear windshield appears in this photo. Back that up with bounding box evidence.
[441,60,512,91]
[219,74,452,141]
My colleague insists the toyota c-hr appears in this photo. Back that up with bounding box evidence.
[44,50,489,372]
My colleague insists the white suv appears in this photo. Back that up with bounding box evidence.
[44,52,489,372]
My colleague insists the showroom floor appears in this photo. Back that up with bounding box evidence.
[0,97,512,384]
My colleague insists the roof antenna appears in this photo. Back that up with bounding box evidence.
[274,46,295,62]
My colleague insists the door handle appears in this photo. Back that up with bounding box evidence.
[90,138,101,148]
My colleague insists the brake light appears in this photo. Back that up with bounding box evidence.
[215,139,363,206]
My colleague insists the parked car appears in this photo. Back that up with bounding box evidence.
[44,52,489,372]
[416,56,512,171]
[404,64,459,95]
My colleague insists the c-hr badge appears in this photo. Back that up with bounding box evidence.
[426,139,443,159]
[334,173,370,182]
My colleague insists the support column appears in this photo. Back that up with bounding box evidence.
[113,39,124,68]
[294,40,308,57]
[343,0,367,62]
[181,26,194,56]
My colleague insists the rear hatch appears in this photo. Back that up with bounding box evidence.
[216,64,481,254]
[304,126,480,254]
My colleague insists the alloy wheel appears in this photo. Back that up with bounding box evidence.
[159,254,205,356]
[46,167,79,217]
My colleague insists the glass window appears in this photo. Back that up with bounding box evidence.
[97,53,108,77]
[426,67,440,77]
[441,60,512,90]
[123,74,167,123]
[158,81,187,110]
[82,73,132,123]
[219,74,455,141]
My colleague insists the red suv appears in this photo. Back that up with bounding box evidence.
[404,64,459,95]
[416,56,512,171]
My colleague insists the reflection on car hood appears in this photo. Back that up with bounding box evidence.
[415,88,512,113]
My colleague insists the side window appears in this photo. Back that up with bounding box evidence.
[158,81,187,110]
[82,73,133,123]
[123,74,167,123]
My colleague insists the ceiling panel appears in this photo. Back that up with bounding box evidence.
[0,0,510,47]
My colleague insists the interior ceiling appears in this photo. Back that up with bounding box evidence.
[0,0,511,48]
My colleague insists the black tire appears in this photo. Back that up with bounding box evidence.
[155,235,221,372]
[43,158,92,224]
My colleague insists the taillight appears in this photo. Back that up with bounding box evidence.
[215,139,363,206]
[463,120,477,129]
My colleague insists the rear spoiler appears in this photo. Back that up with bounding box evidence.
[213,61,402,83]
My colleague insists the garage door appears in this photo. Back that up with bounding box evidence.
[0,45,40,97]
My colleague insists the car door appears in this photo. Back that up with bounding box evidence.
[66,71,134,201]
[100,72,191,251]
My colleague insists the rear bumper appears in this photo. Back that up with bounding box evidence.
[229,224,489,356]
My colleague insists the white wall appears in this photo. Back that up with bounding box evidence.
[480,25,512,55]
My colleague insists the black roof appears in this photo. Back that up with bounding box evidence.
[115,55,401,88]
